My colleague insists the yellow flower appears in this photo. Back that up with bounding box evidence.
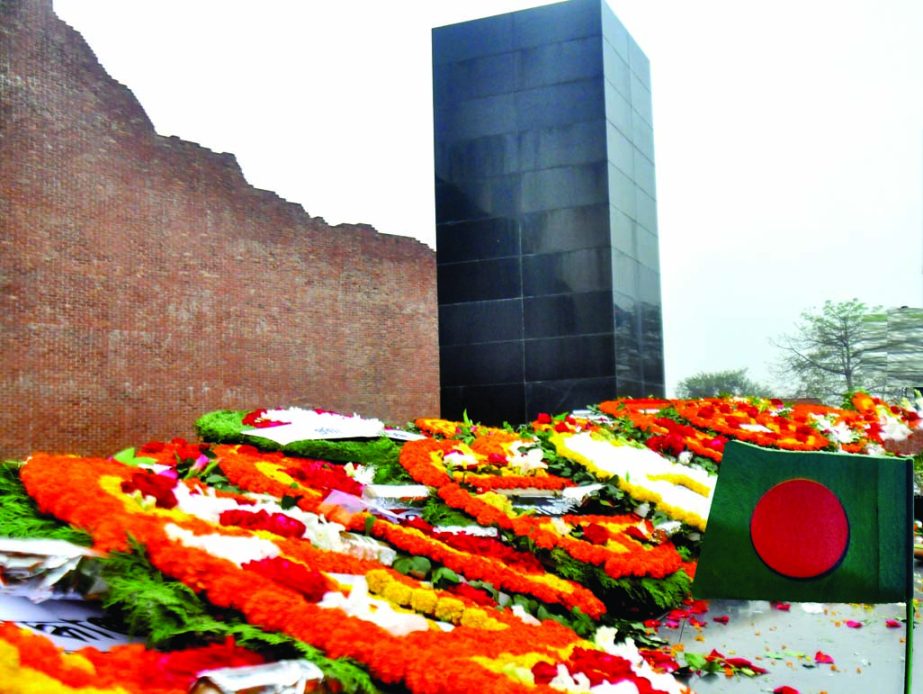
[365,569,391,593]
[434,596,466,622]
[382,581,413,605]
[410,588,438,613]
[459,607,507,631]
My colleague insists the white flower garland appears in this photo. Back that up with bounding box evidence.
[552,432,715,530]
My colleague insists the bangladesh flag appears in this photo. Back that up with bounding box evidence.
[693,441,913,603]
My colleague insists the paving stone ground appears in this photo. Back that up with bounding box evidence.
[667,562,923,693]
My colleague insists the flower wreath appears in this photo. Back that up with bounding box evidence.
[400,439,689,581]
[20,453,690,693]
[0,622,261,694]
[213,444,604,618]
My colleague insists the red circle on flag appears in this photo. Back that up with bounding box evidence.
[749,479,849,579]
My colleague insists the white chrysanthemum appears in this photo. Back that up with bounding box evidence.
[507,442,549,474]
[173,487,395,564]
[879,413,911,442]
[443,449,479,469]
[809,413,856,445]
[592,637,689,694]
[164,523,279,566]
[556,432,715,529]
[174,484,244,522]
[317,575,430,636]
[549,664,592,693]
[344,462,376,485]
[510,604,541,625]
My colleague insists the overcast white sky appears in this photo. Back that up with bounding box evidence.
[53,0,923,395]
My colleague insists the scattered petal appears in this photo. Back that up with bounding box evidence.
[845,620,863,629]
[814,651,834,664]
[886,619,902,629]
[799,602,825,614]
[685,598,710,614]
[724,656,768,675]
[773,687,800,694]
[712,615,730,624]
[772,601,791,611]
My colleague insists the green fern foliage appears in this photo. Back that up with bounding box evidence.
[0,462,92,545]
[99,542,381,693]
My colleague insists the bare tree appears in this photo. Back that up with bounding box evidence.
[772,299,886,402]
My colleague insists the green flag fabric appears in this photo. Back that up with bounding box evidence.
[693,441,913,603]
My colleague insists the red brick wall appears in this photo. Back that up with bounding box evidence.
[0,0,439,457]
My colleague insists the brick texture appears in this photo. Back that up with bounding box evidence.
[0,0,439,457]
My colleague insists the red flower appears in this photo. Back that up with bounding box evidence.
[536,412,553,424]
[582,523,610,545]
[242,557,330,602]
[448,582,495,607]
[639,647,681,673]
[646,433,683,456]
[120,471,178,509]
[532,660,559,684]
[219,508,306,538]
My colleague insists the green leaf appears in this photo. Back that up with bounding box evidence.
[112,447,157,466]
[683,652,708,670]
[431,567,460,587]
[280,495,300,510]
[408,556,432,579]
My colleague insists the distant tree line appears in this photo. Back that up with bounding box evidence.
[675,300,923,403]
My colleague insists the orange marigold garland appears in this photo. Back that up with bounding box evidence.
[0,621,262,694]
